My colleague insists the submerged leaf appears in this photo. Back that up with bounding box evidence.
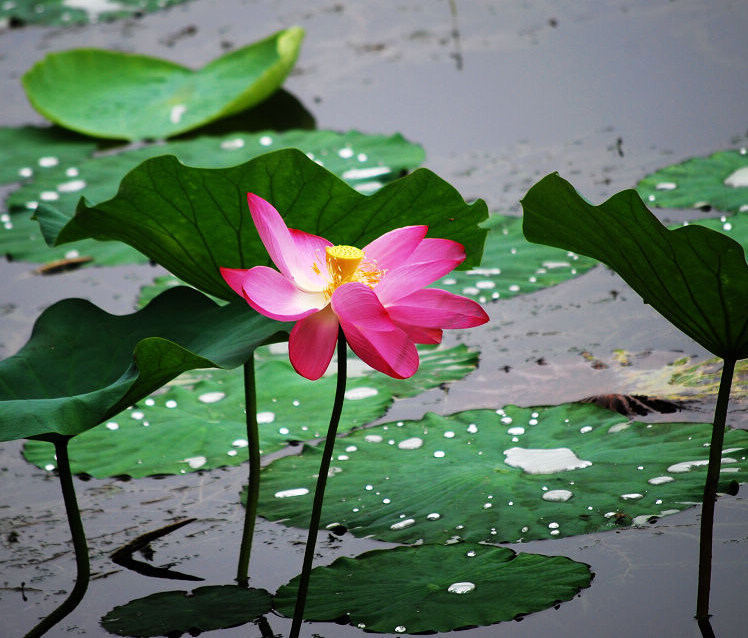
[521,173,748,359]
[36,149,488,299]
[22,28,304,140]
[101,585,272,637]
[22,345,478,477]
[256,403,748,543]
[0,287,287,442]
[274,543,591,633]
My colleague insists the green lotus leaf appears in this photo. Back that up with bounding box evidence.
[637,149,748,215]
[22,345,478,477]
[522,173,748,359]
[35,148,488,299]
[0,286,288,442]
[1,0,192,27]
[256,403,748,543]
[274,543,592,633]
[437,214,596,303]
[22,27,304,140]
[101,585,271,637]
[4,129,424,266]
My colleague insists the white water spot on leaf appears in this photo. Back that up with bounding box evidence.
[259,135,273,146]
[198,391,225,403]
[257,411,275,423]
[184,456,206,469]
[232,439,248,448]
[648,476,674,485]
[105,421,119,431]
[608,422,631,433]
[667,459,710,473]
[426,512,441,520]
[621,493,644,500]
[398,437,423,450]
[507,426,525,435]
[342,166,391,180]
[447,581,476,594]
[338,147,354,158]
[541,260,570,269]
[57,179,86,193]
[165,399,177,408]
[220,137,245,150]
[542,489,573,502]
[433,450,446,458]
[724,166,748,188]
[19,167,33,178]
[274,487,309,498]
[40,191,59,201]
[345,387,378,400]
[365,434,383,443]
[169,104,187,124]
[38,156,59,167]
[130,411,144,420]
[503,447,592,474]
[656,182,678,190]
[390,518,416,530]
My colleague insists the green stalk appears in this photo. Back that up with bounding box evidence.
[24,436,90,638]
[289,329,347,638]
[696,356,736,625]
[237,355,260,587]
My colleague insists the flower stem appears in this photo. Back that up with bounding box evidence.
[24,436,90,638]
[289,329,347,638]
[696,356,736,624]
[237,355,260,587]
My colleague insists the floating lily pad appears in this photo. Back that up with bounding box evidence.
[1,0,192,27]
[522,173,748,359]
[637,149,748,214]
[101,585,271,637]
[22,28,304,140]
[36,149,488,299]
[436,214,596,303]
[274,543,592,633]
[22,345,477,477]
[0,286,287,442]
[0,126,97,186]
[0,207,147,266]
[7,130,425,217]
[256,403,748,544]
[4,130,424,266]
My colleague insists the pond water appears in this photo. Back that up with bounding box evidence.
[2,1,748,636]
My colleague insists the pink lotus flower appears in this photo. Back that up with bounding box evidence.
[221,194,489,380]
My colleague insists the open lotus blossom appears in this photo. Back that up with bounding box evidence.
[221,193,489,380]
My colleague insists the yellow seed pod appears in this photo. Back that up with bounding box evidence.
[326,245,364,280]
